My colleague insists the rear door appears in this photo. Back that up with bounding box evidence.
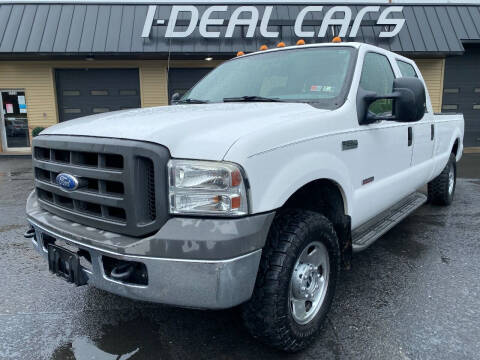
[55,69,141,122]
[396,60,435,171]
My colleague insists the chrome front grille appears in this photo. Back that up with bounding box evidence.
[32,135,170,237]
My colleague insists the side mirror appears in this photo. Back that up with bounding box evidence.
[170,93,181,105]
[358,77,426,125]
[391,77,426,122]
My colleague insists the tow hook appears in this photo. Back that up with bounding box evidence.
[103,256,148,285]
[110,263,135,281]
[24,227,35,239]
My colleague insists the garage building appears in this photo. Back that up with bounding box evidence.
[0,1,479,153]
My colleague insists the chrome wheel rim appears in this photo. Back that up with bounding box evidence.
[289,241,329,325]
[448,165,455,195]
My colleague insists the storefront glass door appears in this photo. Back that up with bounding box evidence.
[0,90,30,150]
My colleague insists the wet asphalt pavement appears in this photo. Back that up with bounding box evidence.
[1,155,479,360]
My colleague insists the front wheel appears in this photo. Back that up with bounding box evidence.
[428,153,457,206]
[242,209,340,352]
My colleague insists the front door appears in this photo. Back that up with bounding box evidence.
[0,90,30,151]
[350,52,414,227]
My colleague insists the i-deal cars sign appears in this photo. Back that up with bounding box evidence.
[142,5,405,39]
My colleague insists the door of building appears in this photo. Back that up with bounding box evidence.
[0,90,30,151]
[168,68,213,102]
[55,69,141,122]
[443,46,480,147]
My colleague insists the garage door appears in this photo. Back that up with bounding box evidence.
[55,69,141,122]
[168,68,213,102]
[443,46,480,147]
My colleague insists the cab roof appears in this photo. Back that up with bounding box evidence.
[239,41,363,58]
[236,41,414,67]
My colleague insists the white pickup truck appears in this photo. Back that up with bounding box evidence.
[26,42,464,351]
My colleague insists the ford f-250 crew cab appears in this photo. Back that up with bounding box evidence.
[25,42,464,352]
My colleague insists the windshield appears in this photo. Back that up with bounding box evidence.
[183,46,355,107]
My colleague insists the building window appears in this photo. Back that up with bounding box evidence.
[90,90,109,96]
[475,88,480,93]
[119,90,137,96]
[1,90,30,149]
[64,108,81,114]
[473,105,480,110]
[442,104,458,111]
[92,107,110,113]
[444,88,459,94]
[63,90,81,96]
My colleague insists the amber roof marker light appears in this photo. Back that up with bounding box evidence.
[332,36,342,43]
[277,42,286,48]
[296,39,306,45]
[259,45,268,51]
[236,51,245,56]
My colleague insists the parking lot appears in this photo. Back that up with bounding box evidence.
[1,155,479,360]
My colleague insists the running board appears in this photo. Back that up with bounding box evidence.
[352,192,427,252]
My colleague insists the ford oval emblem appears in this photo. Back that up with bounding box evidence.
[56,173,79,191]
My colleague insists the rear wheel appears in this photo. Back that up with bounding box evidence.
[428,153,457,206]
[242,209,340,352]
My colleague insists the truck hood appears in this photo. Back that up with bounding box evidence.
[42,103,328,160]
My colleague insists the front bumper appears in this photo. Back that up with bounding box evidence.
[26,192,274,309]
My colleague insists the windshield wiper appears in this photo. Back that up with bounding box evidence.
[177,98,209,104]
[223,95,282,103]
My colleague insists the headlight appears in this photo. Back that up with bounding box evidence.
[167,159,249,216]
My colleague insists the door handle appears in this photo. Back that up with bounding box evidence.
[408,127,413,147]
[431,124,435,141]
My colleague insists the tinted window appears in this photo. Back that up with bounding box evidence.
[397,60,418,77]
[360,52,395,115]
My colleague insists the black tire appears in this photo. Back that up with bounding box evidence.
[428,153,457,206]
[242,209,340,352]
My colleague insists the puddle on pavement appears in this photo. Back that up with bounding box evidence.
[48,311,312,360]
[468,179,480,186]
[52,336,139,360]
[380,234,428,260]
[408,213,446,227]
[49,315,246,360]
[50,318,157,360]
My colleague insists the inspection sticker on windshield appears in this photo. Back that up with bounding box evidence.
[311,85,334,92]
